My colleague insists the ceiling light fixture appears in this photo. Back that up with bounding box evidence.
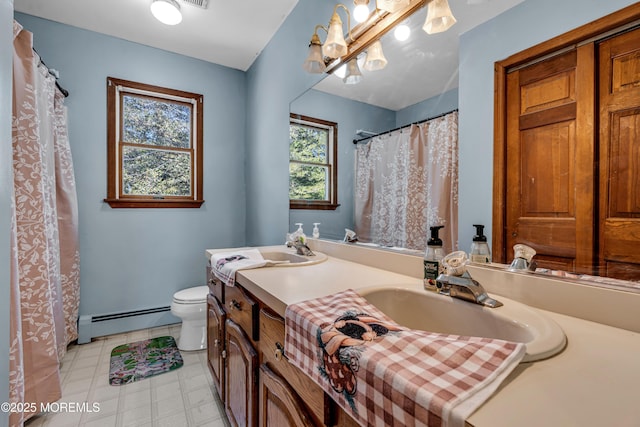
[150,0,182,26]
[423,0,457,34]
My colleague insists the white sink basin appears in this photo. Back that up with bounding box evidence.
[357,286,566,362]
[259,250,327,267]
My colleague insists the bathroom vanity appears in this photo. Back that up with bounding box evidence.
[205,240,640,426]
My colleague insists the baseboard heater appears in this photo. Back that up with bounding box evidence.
[77,306,179,344]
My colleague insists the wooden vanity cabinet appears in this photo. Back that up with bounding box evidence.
[205,268,357,427]
[260,364,316,427]
[206,293,226,401]
[225,319,259,427]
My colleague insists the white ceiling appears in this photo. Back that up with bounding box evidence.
[14,0,300,71]
[14,0,523,110]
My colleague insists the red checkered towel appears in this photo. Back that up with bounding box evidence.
[285,289,526,427]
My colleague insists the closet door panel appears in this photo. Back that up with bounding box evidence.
[599,27,640,279]
[505,47,595,272]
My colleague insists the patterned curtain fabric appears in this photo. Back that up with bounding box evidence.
[11,21,80,426]
[355,111,458,252]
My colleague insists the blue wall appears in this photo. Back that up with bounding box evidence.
[245,0,341,246]
[14,13,247,322]
[457,0,639,252]
[289,89,395,240]
[1,1,14,424]
[396,88,458,128]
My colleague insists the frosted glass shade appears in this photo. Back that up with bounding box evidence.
[377,0,410,13]
[302,43,326,74]
[323,12,348,58]
[343,58,363,85]
[423,0,457,34]
[150,0,182,25]
[363,40,388,71]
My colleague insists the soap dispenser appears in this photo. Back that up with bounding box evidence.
[423,225,445,291]
[294,223,306,243]
[470,224,491,263]
[312,223,320,239]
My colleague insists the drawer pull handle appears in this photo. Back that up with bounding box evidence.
[228,299,241,311]
[213,339,219,348]
[274,342,288,361]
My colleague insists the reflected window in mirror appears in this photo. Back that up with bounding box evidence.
[289,113,339,210]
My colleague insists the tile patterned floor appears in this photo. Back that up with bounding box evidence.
[25,325,230,427]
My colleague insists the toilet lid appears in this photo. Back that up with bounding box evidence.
[173,286,209,304]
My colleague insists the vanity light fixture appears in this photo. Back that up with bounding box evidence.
[150,0,182,25]
[423,0,457,34]
[303,0,456,82]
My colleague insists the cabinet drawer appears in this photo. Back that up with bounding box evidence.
[259,308,325,426]
[225,285,259,342]
[206,267,224,303]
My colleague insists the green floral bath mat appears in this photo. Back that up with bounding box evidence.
[109,336,183,385]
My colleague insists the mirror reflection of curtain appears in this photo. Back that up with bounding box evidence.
[355,111,458,252]
[11,21,80,426]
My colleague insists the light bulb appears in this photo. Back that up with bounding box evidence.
[354,4,370,22]
[394,24,410,41]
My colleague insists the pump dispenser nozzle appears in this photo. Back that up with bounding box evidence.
[428,225,444,246]
[473,224,487,242]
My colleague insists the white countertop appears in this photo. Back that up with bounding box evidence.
[206,245,640,426]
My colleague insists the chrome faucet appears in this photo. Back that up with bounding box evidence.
[286,240,315,256]
[435,271,503,308]
[431,250,503,308]
[508,244,537,272]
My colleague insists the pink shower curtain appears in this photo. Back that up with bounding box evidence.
[355,111,458,252]
[10,21,80,427]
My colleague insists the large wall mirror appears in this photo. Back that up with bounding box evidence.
[289,0,640,289]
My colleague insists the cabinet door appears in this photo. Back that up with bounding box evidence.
[598,27,640,280]
[505,47,595,273]
[225,319,258,427]
[259,364,316,427]
[207,294,226,401]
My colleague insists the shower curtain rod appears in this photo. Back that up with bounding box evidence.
[352,108,458,144]
[33,49,69,98]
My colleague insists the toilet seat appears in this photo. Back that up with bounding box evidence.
[172,286,209,304]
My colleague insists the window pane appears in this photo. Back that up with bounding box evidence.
[289,163,328,200]
[122,147,191,196]
[290,124,328,163]
[123,95,191,148]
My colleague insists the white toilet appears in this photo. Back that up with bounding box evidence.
[170,286,209,351]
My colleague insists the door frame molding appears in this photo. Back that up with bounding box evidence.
[492,3,640,263]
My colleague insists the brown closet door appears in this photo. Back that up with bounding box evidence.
[598,27,640,280]
[505,47,595,272]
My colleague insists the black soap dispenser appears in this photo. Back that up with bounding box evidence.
[470,224,491,263]
[423,225,445,291]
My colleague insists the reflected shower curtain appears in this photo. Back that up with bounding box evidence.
[11,21,80,427]
[355,111,458,252]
